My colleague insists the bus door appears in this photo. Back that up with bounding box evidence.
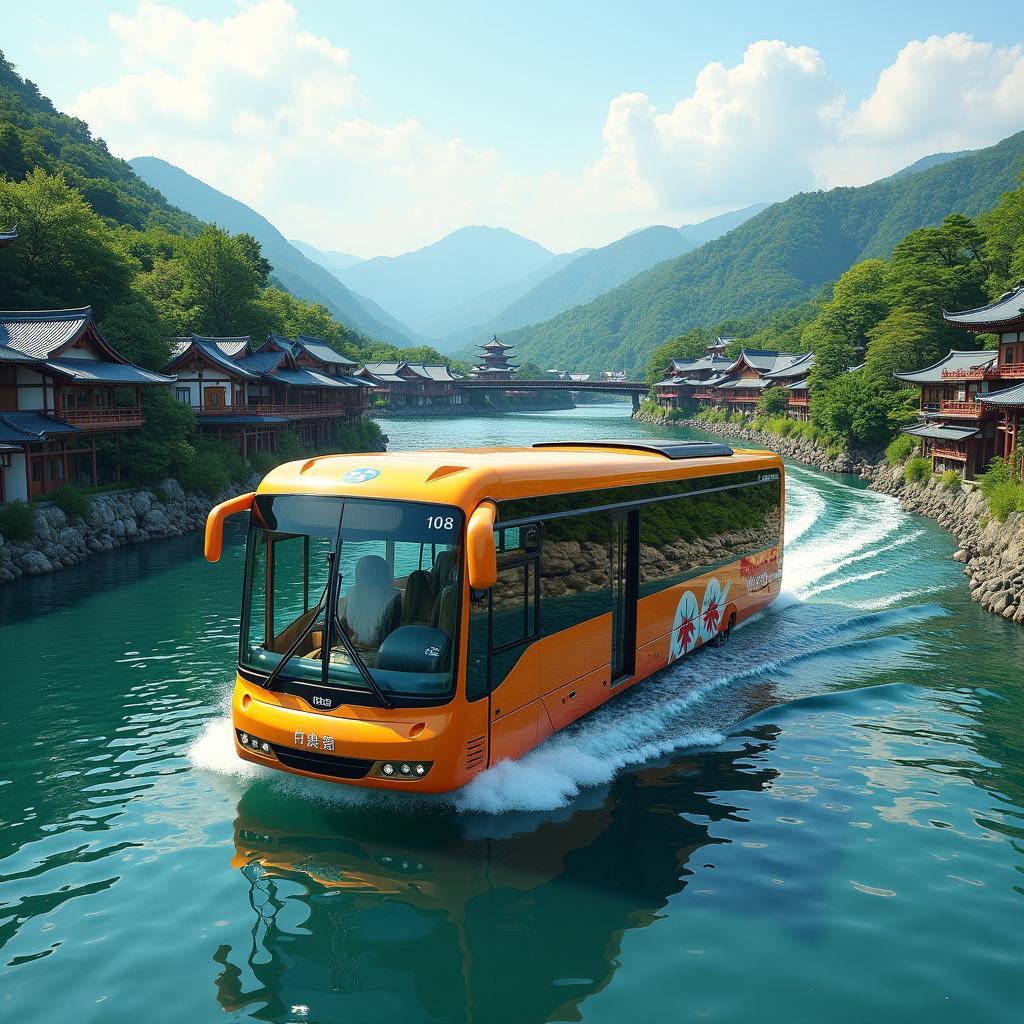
[610,510,639,683]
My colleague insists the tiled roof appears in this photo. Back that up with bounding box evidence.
[730,349,801,374]
[361,361,405,375]
[0,226,17,245]
[405,363,462,381]
[0,411,80,444]
[980,381,1024,407]
[894,349,997,384]
[944,283,1024,328]
[273,367,350,389]
[482,335,513,350]
[0,307,93,360]
[294,335,357,367]
[235,349,287,375]
[167,338,259,378]
[45,357,175,385]
[763,352,814,380]
[903,422,979,441]
[668,355,733,374]
[198,336,251,357]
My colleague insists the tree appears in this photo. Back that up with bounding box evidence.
[178,225,262,336]
[644,328,709,383]
[0,168,134,315]
[97,294,173,370]
[757,387,789,417]
[237,232,272,288]
[864,308,943,384]
[111,389,196,483]
[979,174,1024,295]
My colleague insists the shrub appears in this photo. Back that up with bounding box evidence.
[940,470,962,492]
[986,481,1024,522]
[248,451,278,478]
[904,455,932,484]
[977,457,1013,497]
[48,484,89,519]
[277,429,303,463]
[149,486,169,506]
[177,449,230,494]
[729,410,745,424]
[0,500,35,540]
[885,434,915,466]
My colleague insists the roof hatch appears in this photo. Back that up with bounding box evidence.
[532,440,734,459]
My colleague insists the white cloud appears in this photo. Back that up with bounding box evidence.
[70,6,1024,256]
[818,34,1024,184]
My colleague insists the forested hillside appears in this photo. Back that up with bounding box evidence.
[130,157,417,346]
[0,54,198,235]
[508,132,1024,374]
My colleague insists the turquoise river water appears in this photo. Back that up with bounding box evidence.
[1,404,1022,1023]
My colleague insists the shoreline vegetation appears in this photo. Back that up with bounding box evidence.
[634,408,1024,625]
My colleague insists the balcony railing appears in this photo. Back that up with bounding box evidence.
[931,445,967,461]
[938,400,983,416]
[197,403,357,418]
[788,395,809,406]
[941,366,999,381]
[61,407,144,430]
[999,362,1024,378]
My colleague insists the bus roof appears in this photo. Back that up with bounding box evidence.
[255,440,783,511]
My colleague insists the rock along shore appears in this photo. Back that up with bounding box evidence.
[633,412,1024,625]
[0,477,254,584]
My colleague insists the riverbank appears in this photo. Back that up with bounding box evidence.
[649,414,1024,625]
[0,477,252,583]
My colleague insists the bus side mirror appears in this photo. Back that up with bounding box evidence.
[466,502,497,591]
[205,491,255,562]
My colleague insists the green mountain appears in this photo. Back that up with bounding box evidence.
[506,132,1024,375]
[335,225,555,338]
[0,53,199,235]
[442,205,767,352]
[130,156,417,346]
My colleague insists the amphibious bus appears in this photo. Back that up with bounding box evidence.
[205,440,784,792]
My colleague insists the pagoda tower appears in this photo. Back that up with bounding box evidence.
[471,335,520,379]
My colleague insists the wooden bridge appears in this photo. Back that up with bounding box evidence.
[454,377,649,410]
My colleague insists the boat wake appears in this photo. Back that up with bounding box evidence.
[188,461,951,814]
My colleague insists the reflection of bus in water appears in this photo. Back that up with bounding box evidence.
[220,732,788,1024]
[205,440,784,791]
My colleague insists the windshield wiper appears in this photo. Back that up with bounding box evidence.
[263,571,331,692]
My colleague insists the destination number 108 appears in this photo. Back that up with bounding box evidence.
[427,515,455,531]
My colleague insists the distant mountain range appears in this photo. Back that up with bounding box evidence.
[289,239,364,271]
[441,205,768,352]
[502,134,1024,375]
[129,157,418,346]
[332,226,557,338]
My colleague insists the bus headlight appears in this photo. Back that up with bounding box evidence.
[375,760,432,780]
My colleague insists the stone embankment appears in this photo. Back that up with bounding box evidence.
[642,414,1024,625]
[0,478,250,584]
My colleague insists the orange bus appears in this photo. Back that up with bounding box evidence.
[205,440,784,792]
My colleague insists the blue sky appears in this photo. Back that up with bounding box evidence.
[4,1,1023,255]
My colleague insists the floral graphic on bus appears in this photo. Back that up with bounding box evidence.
[699,578,731,642]
[668,590,700,663]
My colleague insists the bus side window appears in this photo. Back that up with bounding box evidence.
[491,561,538,649]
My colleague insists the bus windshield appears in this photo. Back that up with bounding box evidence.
[241,494,463,701]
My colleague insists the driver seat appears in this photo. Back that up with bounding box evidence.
[338,554,401,652]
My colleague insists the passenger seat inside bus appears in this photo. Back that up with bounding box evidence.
[337,555,402,660]
[431,552,458,640]
[401,569,434,626]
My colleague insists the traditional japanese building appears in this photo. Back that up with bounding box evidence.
[690,350,805,415]
[470,336,519,379]
[763,351,815,420]
[0,226,18,248]
[356,361,463,408]
[0,307,175,503]
[165,334,370,454]
[650,338,735,411]
[895,283,1024,479]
